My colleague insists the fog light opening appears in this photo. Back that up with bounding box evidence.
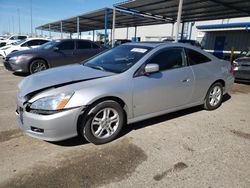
[31,126,44,133]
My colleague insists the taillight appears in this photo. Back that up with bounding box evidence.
[230,64,234,74]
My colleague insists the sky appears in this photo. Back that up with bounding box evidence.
[0,0,121,35]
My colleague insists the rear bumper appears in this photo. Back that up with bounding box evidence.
[234,70,250,81]
[224,74,234,94]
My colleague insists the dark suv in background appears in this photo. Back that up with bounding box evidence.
[4,39,106,74]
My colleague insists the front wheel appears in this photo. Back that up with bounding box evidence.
[204,82,223,110]
[29,59,48,74]
[81,100,125,145]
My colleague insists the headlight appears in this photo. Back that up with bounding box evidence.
[30,91,74,111]
[1,46,10,50]
[9,56,19,61]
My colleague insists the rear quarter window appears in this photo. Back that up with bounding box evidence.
[186,48,211,65]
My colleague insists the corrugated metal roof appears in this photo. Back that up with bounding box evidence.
[115,0,250,22]
[36,8,171,33]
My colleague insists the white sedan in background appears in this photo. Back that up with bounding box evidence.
[0,38,49,58]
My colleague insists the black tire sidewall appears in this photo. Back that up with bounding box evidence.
[29,59,47,74]
[82,100,125,145]
[205,82,223,110]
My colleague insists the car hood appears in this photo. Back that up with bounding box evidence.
[7,48,43,57]
[18,64,115,97]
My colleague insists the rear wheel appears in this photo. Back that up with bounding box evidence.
[80,100,125,145]
[29,59,48,74]
[204,82,223,110]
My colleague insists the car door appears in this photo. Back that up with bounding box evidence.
[51,40,77,67]
[185,48,214,103]
[75,40,99,63]
[132,47,195,117]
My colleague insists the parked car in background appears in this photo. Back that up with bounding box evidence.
[233,51,250,81]
[107,39,131,48]
[4,39,105,74]
[0,35,28,47]
[15,42,234,144]
[0,38,49,58]
[0,36,8,40]
[178,40,202,48]
[162,39,202,48]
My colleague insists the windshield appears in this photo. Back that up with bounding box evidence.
[84,45,152,73]
[39,40,57,50]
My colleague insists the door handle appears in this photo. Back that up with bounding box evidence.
[182,78,190,83]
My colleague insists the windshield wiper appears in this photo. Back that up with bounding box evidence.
[84,64,117,73]
[90,65,105,71]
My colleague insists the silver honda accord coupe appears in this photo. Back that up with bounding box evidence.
[16,42,234,144]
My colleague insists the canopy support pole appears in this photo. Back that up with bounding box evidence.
[175,0,183,42]
[93,30,95,41]
[112,7,116,48]
[104,8,108,47]
[181,22,185,40]
[77,17,80,39]
[49,24,51,38]
[171,22,174,38]
[189,22,193,39]
[60,21,63,39]
[126,27,129,39]
[134,26,137,42]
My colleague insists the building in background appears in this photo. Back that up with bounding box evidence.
[196,22,250,59]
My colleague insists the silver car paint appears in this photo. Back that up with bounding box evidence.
[16,42,234,141]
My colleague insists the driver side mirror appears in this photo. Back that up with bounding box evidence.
[144,64,159,75]
[53,46,59,51]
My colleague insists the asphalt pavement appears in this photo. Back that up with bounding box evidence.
[0,66,250,188]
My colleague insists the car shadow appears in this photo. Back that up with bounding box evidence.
[49,136,89,147]
[235,80,250,85]
[13,72,29,77]
[120,93,231,138]
[50,94,231,147]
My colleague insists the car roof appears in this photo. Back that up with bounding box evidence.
[125,42,197,48]
[123,42,217,60]
[124,42,164,48]
[52,39,92,42]
[26,38,50,41]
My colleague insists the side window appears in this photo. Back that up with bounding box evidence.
[186,48,211,65]
[9,37,15,40]
[57,41,75,50]
[148,48,186,71]
[25,40,40,47]
[18,36,27,40]
[77,41,91,49]
[39,40,48,45]
[21,42,28,47]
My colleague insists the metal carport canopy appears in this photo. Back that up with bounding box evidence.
[36,8,171,33]
[114,0,250,22]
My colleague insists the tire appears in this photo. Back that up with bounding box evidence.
[29,59,48,74]
[80,100,125,145]
[203,82,223,110]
